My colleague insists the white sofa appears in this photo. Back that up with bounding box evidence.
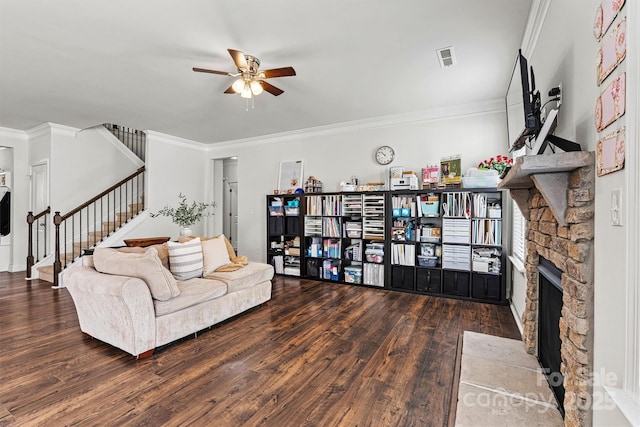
[64,246,273,358]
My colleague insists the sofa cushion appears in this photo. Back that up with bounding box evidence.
[204,262,274,293]
[202,235,231,276]
[153,278,227,316]
[167,238,203,280]
[93,247,180,301]
[116,243,170,269]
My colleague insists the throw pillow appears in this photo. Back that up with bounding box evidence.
[93,247,180,301]
[202,235,231,276]
[167,237,204,280]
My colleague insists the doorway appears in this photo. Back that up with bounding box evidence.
[222,158,238,252]
[31,162,49,260]
[0,147,14,271]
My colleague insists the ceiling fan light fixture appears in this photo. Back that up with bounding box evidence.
[250,80,263,95]
[240,82,253,98]
[193,49,295,98]
[232,78,245,93]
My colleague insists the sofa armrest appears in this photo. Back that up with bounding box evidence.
[63,266,156,357]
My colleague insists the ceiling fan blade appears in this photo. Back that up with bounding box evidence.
[223,85,236,94]
[259,80,284,96]
[260,67,296,79]
[193,67,233,76]
[228,49,249,71]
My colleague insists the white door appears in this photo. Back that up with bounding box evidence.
[31,163,49,260]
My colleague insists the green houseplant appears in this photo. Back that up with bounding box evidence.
[151,193,215,235]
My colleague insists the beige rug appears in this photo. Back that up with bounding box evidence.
[453,331,564,426]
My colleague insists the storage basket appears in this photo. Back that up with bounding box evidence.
[417,255,438,267]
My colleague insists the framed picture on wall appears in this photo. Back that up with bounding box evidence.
[278,160,304,193]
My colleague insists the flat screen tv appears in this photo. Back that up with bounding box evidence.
[505,49,541,150]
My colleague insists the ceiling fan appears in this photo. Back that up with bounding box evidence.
[193,49,296,98]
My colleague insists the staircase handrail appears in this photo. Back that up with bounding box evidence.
[26,206,51,279]
[59,166,145,221]
[51,166,145,287]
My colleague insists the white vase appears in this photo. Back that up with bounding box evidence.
[180,227,193,236]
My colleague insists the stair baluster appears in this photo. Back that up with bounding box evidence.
[103,123,146,162]
[49,166,145,287]
[26,207,51,279]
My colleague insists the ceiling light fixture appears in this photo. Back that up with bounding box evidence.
[193,49,296,99]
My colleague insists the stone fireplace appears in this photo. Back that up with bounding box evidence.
[499,152,595,426]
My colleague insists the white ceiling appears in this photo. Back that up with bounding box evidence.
[0,0,532,144]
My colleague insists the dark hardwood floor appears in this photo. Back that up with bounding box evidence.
[0,272,520,426]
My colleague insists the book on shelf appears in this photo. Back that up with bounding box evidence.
[322,217,341,237]
[472,219,502,245]
[363,263,384,287]
[442,192,471,218]
[391,243,415,266]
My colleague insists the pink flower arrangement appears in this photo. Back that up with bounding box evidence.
[478,155,513,174]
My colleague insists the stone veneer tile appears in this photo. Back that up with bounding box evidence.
[462,331,540,370]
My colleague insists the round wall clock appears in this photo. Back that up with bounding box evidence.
[375,145,395,165]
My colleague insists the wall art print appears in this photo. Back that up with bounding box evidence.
[277,160,304,194]
[596,128,625,176]
[597,18,626,85]
[593,0,625,40]
[595,72,626,132]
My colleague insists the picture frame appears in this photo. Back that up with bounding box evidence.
[278,160,304,193]
[597,18,626,85]
[440,155,462,184]
[595,72,626,132]
[596,128,625,176]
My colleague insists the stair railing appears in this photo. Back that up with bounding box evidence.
[26,207,51,279]
[51,166,145,287]
[103,123,146,162]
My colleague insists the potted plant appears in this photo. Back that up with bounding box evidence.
[151,193,215,235]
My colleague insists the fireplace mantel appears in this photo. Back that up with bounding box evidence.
[498,152,595,226]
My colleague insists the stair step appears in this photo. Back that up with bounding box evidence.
[103,212,132,232]
[129,203,144,214]
[37,253,77,283]
[37,265,54,283]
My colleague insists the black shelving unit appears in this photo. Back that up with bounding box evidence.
[266,194,302,277]
[266,188,506,304]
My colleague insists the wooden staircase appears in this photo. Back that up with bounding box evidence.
[36,201,143,283]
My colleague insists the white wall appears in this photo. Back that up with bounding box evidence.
[115,131,210,242]
[207,108,508,262]
[519,0,637,424]
[50,126,142,213]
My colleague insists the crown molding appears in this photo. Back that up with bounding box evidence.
[0,127,28,140]
[145,130,208,151]
[49,123,79,136]
[208,98,505,150]
[521,0,552,57]
[23,122,79,139]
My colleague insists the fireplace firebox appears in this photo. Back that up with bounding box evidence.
[538,256,565,416]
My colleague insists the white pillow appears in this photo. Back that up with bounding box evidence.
[167,237,203,280]
[202,235,231,275]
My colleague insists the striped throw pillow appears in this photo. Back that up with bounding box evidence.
[167,237,204,280]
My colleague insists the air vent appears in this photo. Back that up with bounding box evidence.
[436,46,456,68]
